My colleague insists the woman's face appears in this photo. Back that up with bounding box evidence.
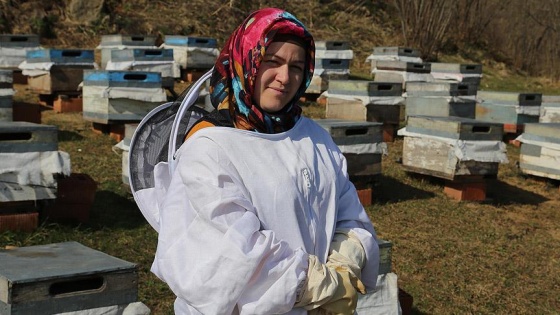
[253,41,306,113]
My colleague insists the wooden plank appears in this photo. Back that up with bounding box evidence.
[0,121,57,152]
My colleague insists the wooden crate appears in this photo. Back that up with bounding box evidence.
[539,95,560,123]
[0,182,56,203]
[406,81,477,97]
[43,173,97,223]
[406,116,503,141]
[0,242,138,314]
[11,102,41,124]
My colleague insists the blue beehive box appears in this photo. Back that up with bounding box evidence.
[26,49,94,64]
[82,70,166,124]
[83,70,162,89]
[0,242,138,315]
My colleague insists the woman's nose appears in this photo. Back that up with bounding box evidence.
[275,65,290,84]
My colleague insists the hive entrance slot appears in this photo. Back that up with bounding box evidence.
[0,132,32,141]
[49,276,105,296]
[346,128,368,136]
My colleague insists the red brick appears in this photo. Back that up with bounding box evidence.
[444,179,486,201]
[0,212,38,232]
[356,188,372,206]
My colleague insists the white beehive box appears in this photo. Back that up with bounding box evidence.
[518,122,560,180]
[400,116,507,180]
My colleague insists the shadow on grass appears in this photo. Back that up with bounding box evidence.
[88,190,147,229]
[58,129,84,142]
[486,179,549,205]
[373,174,436,204]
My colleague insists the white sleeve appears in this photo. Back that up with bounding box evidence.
[333,151,380,291]
[152,135,308,315]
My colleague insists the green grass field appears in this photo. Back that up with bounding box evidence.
[2,70,560,314]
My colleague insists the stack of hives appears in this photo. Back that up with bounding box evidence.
[314,119,386,205]
[0,121,71,231]
[398,115,508,201]
[306,40,353,95]
[366,46,431,90]
[324,79,405,142]
[96,34,158,70]
[162,36,219,82]
[82,70,168,141]
[0,34,42,84]
[0,242,150,314]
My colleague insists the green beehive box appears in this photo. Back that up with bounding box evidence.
[0,242,138,315]
[406,81,477,97]
[405,96,476,119]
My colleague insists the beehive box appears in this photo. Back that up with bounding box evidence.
[0,242,138,315]
[82,70,167,124]
[0,70,14,121]
[429,62,483,86]
[314,119,384,178]
[122,123,138,187]
[315,41,353,60]
[539,95,560,123]
[0,121,57,152]
[0,94,12,122]
[378,239,393,275]
[163,36,219,69]
[366,46,423,76]
[405,96,476,119]
[401,116,505,180]
[475,91,542,128]
[25,49,95,94]
[405,81,477,97]
[97,34,157,69]
[0,182,57,202]
[518,123,560,180]
[372,60,432,87]
[108,48,178,87]
[326,80,404,124]
[0,35,41,68]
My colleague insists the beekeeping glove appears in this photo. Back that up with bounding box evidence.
[325,229,367,283]
[294,255,363,315]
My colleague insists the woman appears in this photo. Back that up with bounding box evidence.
[152,7,380,314]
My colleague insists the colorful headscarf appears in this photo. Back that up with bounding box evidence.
[209,7,315,133]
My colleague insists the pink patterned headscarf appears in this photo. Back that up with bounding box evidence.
[209,7,315,133]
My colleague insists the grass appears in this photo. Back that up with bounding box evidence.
[2,72,560,314]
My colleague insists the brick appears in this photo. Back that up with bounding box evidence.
[443,178,487,201]
[356,188,372,206]
[54,95,83,113]
[0,212,38,232]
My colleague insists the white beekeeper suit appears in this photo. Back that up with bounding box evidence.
[151,117,380,314]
